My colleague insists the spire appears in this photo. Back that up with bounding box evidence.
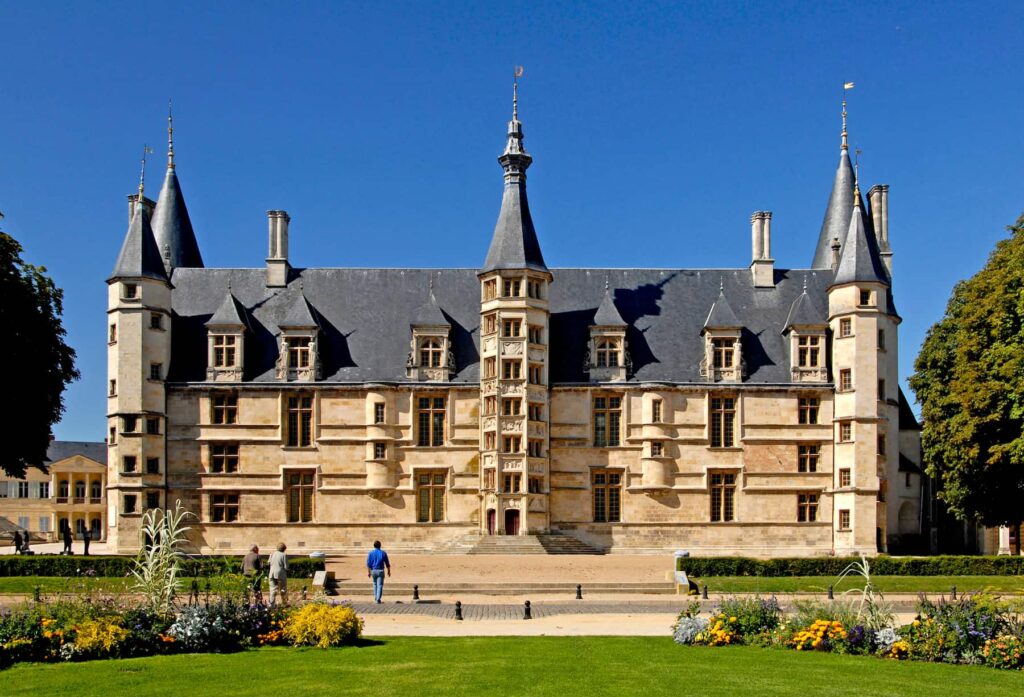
[205,291,248,328]
[703,286,742,331]
[278,290,319,329]
[110,193,167,282]
[593,281,626,326]
[412,278,450,326]
[783,282,826,332]
[832,190,889,287]
[482,68,548,274]
[152,107,204,272]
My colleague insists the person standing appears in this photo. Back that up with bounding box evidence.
[82,528,91,555]
[61,525,73,555]
[12,530,23,554]
[366,540,391,604]
[268,542,288,606]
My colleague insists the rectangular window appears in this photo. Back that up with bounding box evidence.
[211,493,239,523]
[109,323,117,343]
[0,484,7,498]
[838,509,851,530]
[502,435,521,453]
[528,440,542,457]
[484,431,496,450]
[839,369,852,391]
[528,364,542,384]
[592,395,622,447]
[839,420,852,442]
[528,476,542,493]
[528,403,543,421]
[213,335,237,368]
[592,469,622,523]
[502,319,521,337]
[123,494,137,514]
[712,338,735,369]
[798,444,820,473]
[502,398,521,415]
[859,290,872,306]
[709,472,737,522]
[211,444,239,473]
[527,280,542,299]
[839,468,852,487]
[39,517,50,532]
[39,482,50,499]
[797,493,819,522]
[122,415,138,433]
[416,470,446,522]
[503,278,521,298]
[878,379,886,400]
[416,396,445,447]
[484,396,497,415]
[109,426,117,444]
[798,397,820,425]
[212,394,238,424]
[877,329,886,350]
[483,313,497,334]
[286,395,314,447]
[109,379,117,396]
[652,399,663,423]
[839,318,852,337]
[503,473,522,493]
[150,363,162,380]
[287,337,311,369]
[419,339,443,368]
[484,357,497,378]
[596,339,620,367]
[286,470,315,522]
[797,335,821,367]
[374,402,385,424]
[877,434,886,456]
[502,361,522,380]
[528,326,543,344]
[122,455,137,473]
[373,442,387,459]
[484,469,495,490]
[146,457,159,474]
[651,442,663,457]
[146,417,160,435]
[146,491,160,510]
[710,396,736,448]
[17,482,30,498]
[123,283,138,299]
[17,516,29,531]
[905,472,911,488]
[483,280,497,300]
[150,312,162,330]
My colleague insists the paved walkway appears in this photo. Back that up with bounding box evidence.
[350,600,689,621]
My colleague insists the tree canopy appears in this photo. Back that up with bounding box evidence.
[0,220,79,478]
[910,213,1024,535]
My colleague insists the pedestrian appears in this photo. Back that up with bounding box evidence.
[61,525,73,555]
[242,544,263,596]
[82,528,91,555]
[13,530,23,554]
[366,540,391,604]
[268,542,288,606]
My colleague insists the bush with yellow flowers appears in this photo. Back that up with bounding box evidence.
[789,620,847,652]
[73,618,131,659]
[983,635,1024,670]
[283,602,363,648]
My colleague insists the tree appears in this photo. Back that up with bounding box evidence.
[0,215,79,478]
[910,213,1024,553]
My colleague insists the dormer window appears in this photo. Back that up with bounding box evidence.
[407,287,454,382]
[276,331,320,382]
[213,335,237,368]
[788,330,828,383]
[206,293,248,382]
[588,285,629,382]
[701,289,744,383]
[712,338,735,369]
[596,339,621,368]
[288,337,312,369]
[419,338,443,368]
[797,335,820,367]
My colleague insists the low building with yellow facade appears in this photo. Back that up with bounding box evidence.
[104,90,920,556]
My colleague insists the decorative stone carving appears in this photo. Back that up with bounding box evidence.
[482,379,497,395]
[501,341,523,356]
[482,416,497,432]
[528,347,545,362]
[792,366,829,382]
[483,337,496,353]
[502,417,524,433]
[527,421,546,438]
[499,382,524,396]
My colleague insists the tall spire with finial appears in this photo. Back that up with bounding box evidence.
[152,102,204,271]
[482,67,547,273]
[810,83,857,268]
[111,148,166,282]
[138,145,153,197]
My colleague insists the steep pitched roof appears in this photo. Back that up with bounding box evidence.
[110,202,168,282]
[411,288,450,326]
[205,291,248,328]
[278,291,319,329]
[833,197,889,287]
[703,288,742,330]
[783,288,827,331]
[811,150,856,268]
[152,167,204,271]
[593,286,627,326]
[898,387,921,431]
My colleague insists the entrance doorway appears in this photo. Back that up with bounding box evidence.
[486,509,496,535]
[504,509,520,536]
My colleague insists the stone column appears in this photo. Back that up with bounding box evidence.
[998,525,1011,555]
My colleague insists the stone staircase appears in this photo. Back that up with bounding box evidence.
[440,531,604,555]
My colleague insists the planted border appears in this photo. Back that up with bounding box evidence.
[0,556,323,579]
[678,556,1024,577]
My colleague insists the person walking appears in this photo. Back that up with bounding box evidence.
[268,542,288,606]
[366,540,391,604]
[61,525,73,555]
[12,530,23,554]
[82,528,91,555]
[242,544,264,599]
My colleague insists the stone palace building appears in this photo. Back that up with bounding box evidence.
[105,90,924,556]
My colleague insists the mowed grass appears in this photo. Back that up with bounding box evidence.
[701,575,1024,594]
[1,637,1021,696]
[0,576,314,595]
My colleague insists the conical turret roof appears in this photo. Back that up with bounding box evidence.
[593,285,626,326]
[703,288,742,330]
[110,202,168,282]
[811,150,856,269]
[152,167,203,271]
[205,291,247,328]
[278,291,319,329]
[783,287,826,331]
[832,196,889,287]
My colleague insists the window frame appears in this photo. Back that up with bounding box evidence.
[709,471,737,522]
[416,395,446,447]
[838,509,851,531]
[709,395,737,448]
[212,394,238,425]
[592,394,623,448]
[798,396,820,425]
[213,334,238,368]
[415,469,447,523]
[798,444,820,473]
[286,469,316,523]
[797,493,819,523]
[285,394,314,448]
[839,318,853,338]
[839,369,852,392]
[210,444,239,473]
[592,468,622,523]
[211,493,240,523]
[839,468,852,487]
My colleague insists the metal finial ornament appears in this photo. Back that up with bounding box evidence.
[138,145,154,196]
[853,148,862,201]
[841,82,854,151]
[167,99,175,170]
[803,277,808,292]
[719,277,725,293]
[512,66,524,120]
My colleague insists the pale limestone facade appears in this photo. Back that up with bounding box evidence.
[105,97,915,556]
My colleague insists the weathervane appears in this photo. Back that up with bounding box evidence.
[842,81,854,150]
[513,65,524,118]
[138,145,154,196]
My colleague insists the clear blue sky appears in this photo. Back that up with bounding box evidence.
[0,1,1020,441]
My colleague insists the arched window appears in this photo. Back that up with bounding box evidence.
[596,339,619,368]
[419,339,443,368]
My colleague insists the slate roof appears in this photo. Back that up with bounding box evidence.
[152,166,204,271]
[783,288,826,331]
[167,267,834,385]
[205,292,248,328]
[833,198,889,287]
[278,292,320,329]
[898,387,921,431]
[703,289,742,330]
[811,150,856,268]
[411,288,450,326]
[593,286,627,326]
[110,202,168,282]
[45,441,107,466]
[483,180,547,273]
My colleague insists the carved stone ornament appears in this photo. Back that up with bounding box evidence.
[502,341,523,356]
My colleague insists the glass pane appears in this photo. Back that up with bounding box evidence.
[432,488,444,522]
[302,488,313,522]
[594,488,606,523]
[417,488,430,522]
[609,487,620,522]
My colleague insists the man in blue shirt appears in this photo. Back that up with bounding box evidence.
[366,540,391,603]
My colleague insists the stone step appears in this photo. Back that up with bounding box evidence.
[328,581,677,595]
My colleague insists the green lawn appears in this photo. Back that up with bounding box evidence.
[0,638,1020,696]
[701,575,1024,594]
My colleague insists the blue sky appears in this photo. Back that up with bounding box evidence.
[0,1,1020,440]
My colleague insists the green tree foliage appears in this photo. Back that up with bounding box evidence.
[0,219,79,477]
[910,213,1024,545]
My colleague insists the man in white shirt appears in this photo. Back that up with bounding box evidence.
[268,542,289,606]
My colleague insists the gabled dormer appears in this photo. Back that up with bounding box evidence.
[407,284,454,382]
[783,282,828,383]
[700,285,744,382]
[205,291,247,381]
[586,283,629,382]
[275,291,321,382]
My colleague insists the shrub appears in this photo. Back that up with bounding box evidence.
[72,618,130,659]
[283,603,363,648]
[789,599,860,630]
[0,555,324,579]
[673,617,708,645]
[984,635,1024,670]
[905,594,1004,664]
[696,616,737,646]
[716,597,782,639]
[168,606,233,653]
[678,555,1024,577]
[119,607,174,657]
[790,620,847,651]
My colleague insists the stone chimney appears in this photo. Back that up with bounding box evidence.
[830,236,842,271]
[750,211,774,288]
[266,210,291,288]
[868,185,892,275]
[127,194,155,223]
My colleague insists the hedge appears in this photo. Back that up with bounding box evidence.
[677,555,1024,577]
[0,555,324,579]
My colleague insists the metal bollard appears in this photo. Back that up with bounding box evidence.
[951,586,957,600]
[454,601,463,621]
[701,584,709,600]
[33,586,41,603]
[413,584,420,601]
[523,600,532,620]
[828,585,834,600]
[575,584,583,600]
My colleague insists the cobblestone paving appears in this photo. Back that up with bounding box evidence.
[348,601,689,621]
